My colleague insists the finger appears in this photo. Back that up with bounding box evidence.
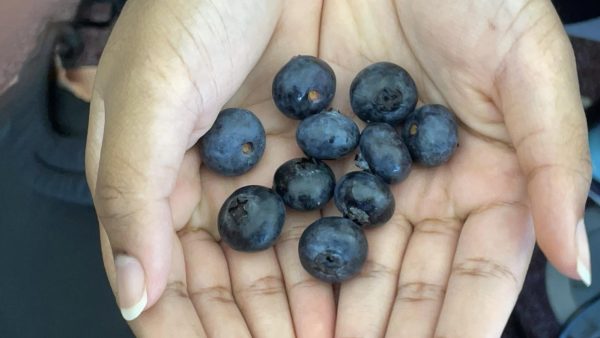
[89,0,283,320]
[275,210,336,338]
[225,246,295,338]
[181,229,251,338]
[434,203,535,337]
[335,214,410,338]
[89,89,167,321]
[93,85,178,320]
[129,233,207,338]
[385,217,461,338]
[100,226,207,337]
[226,0,322,132]
[499,5,591,283]
[170,149,202,231]
[84,89,104,193]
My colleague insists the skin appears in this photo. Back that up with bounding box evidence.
[85,0,591,337]
[0,1,79,94]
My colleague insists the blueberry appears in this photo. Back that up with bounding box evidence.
[356,123,412,184]
[200,108,266,176]
[350,62,418,125]
[402,104,458,166]
[334,171,395,228]
[272,55,336,120]
[273,158,335,211]
[218,185,286,252]
[298,217,368,283]
[296,109,360,160]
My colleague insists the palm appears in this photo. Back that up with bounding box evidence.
[94,0,581,337]
[175,2,537,337]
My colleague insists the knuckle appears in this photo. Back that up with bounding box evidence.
[236,275,285,299]
[190,285,235,305]
[452,257,519,285]
[526,162,590,187]
[412,218,461,238]
[386,215,413,237]
[163,281,189,300]
[359,259,399,280]
[95,175,146,226]
[288,277,323,292]
[468,201,527,218]
[396,281,446,303]
[513,127,545,151]
[96,200,144,228]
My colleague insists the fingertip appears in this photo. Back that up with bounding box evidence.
[97,199,174,313]
[539,240,579,281]
[527,161,590,283]
[120,288,148,321]
[533,212,579,281]
[576,219,592,286]
[535,216,591,284]
[115,254,148,321]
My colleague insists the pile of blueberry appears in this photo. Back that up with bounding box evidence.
[200,55,458,283]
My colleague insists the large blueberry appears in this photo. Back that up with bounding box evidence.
[402,104,458,166]
[273,158,335,211]
[350,62,417,125]
[355,123,412,184]
[218,185,286,252]
[334,171,395,228]
[298,217,368,283]
[296,109,360,160]
[200,108,266,176]
[272,55,336,120]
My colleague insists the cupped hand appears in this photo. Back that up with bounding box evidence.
[86,0,591,337]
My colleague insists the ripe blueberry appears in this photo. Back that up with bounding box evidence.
[355,123,412,184]
[200,108,266,176]
[218,185,286,252]
[272,55,336,120]
[402,104,458,166]
[334,171,395,228]
[273,158,335,211]
[296,109,360,160]
[350,62,417,125]
[299,217,368,283]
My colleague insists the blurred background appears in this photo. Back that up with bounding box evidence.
[0,1,598,337]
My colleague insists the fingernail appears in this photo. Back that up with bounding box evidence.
[575,219,592,287]
[114,254,147,321]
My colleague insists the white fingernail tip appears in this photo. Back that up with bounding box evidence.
[120,288,147,321]
[577,258,592,287]
[575,219,592,287]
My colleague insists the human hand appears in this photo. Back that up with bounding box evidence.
[86,0,591,338]
[86,1,335,337]
[320,0,591,337]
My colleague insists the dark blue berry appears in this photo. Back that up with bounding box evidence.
[356,123,412,184]
[218,185,285,252]
[296,109,360,160]
[334,171,395,228]
[299,217,368,283]
[402,104,458,166]
[273,158,335,211]
[272,55,336,120]
[200,108,266,176]
[350,62,417,125]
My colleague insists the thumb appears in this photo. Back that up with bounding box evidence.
[85,0,281,321]
[500,14,592,285]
